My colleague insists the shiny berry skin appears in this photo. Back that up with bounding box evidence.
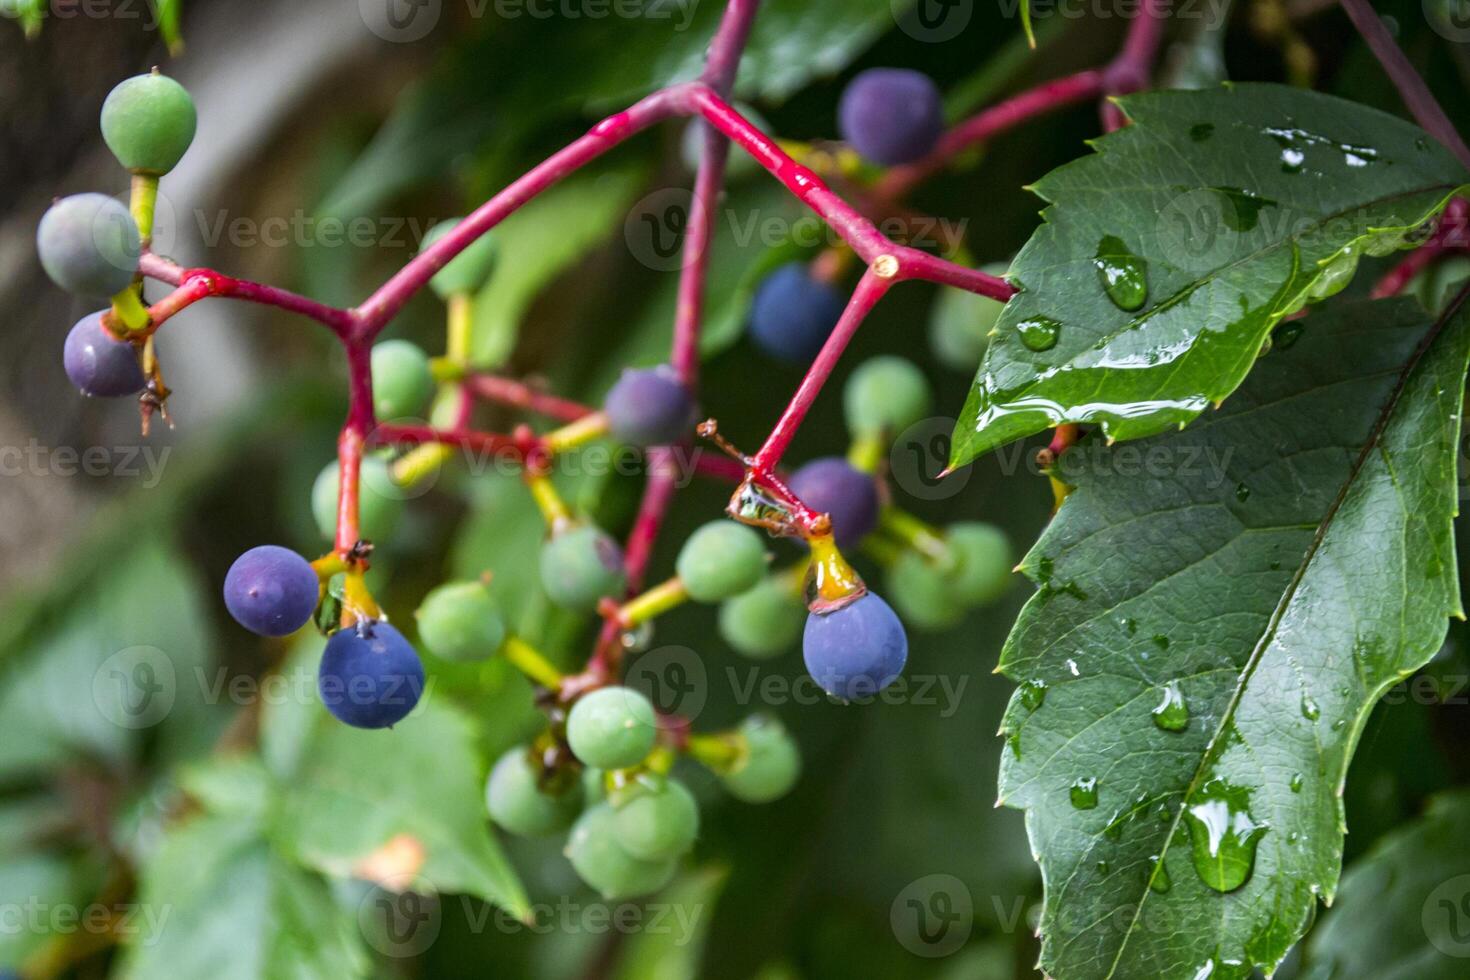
[720,714,800,803]
[566,687,657,770]
[415,580,505,662]
[37,194,140,297]
[803,592,908,700]
[718,575,806,659]
[100,72,197,175]
[676,520,768,602]
[310,456,404,544]
[565,801,678,900]
[887,550,964,631]
[223,545,319,637]
[612,775,699,861]
[946,522,1012,605]
[485,746,583,837]
[748,262,846,364]
[604,365,698,447]
[539,524,626,612]
[63,311,145,397]
[371,340,434,421]
[786,457,880,549]
[843,356,932,438]
[317,621,426,729]
[838,68,943,166]
[421,218,497,298]
[930,281,1005,372]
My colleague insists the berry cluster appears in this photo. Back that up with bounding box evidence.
[41,57,1021,901]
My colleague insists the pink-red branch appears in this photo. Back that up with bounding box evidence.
[464,373,593,423]
[139,252,354,336]
[370,423,530,459]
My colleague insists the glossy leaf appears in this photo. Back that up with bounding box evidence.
[951,83,1467,467]
[997,296,1470,978]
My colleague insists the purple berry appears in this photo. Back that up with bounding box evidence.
[604,365,698,446]
[838,69,944,166]
[748,263,846,364]
[223,545,320,637]
[63,311,145,397]
[787,457,880,549]
[318,621,426,729]
[803,592,908,700]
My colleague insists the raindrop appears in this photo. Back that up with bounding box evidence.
[1019,678,1048,711]
[1182,779,1267,893]
[1070,777,1100,810]
[1290,772,1304,793]
[1152,682,1190,732]
[1234,483,1251,503]
[1094,235,1149,311]
[1149,855,1172,893]
[1017,315,1062,352]
[1301,695,1321,721]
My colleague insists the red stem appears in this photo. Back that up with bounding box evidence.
[371,423,529,458]
[464,373,592,423]
[139,252,353,336]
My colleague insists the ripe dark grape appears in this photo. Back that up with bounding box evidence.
[37,194,141,297]
[676,520,768,602]
[720,714,800,803]
[748,262,846,364]
[566,686,657,769]
[603,365,698,447]
[485,746,583,837]
[539,524,627,611]
[317,621,426,729]
[786,457,880,549]
[838,68,944,166]
[100,72,197,175]
[223,545,320,637]
[803,592,908,700]
[63,311,145,398]
[566,801,678,900]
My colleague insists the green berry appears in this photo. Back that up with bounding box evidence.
[565,802,678,900]
[485,746,583,837]
[416,581,505,661]
[37,194,140,297]
[421,218,497,298]
[842,356,932,438]
[676,521,768,603]
[310,456,404,543]
[539,524,626,612]
[721,715,800,804]
[100,72,197,175]
[929,275,1007,372]
[371,340,434,421]
[947,522,1012,605]
[612,775,699,861]
[718,575,805,659]
[567,687,657,770]
[887,550,965,630]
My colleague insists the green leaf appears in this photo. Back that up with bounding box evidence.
[117,813,367,980]
[996,295,1470,978]
[1302,789,1470,978]
[263,641,531,920]
[950,83,1468,468]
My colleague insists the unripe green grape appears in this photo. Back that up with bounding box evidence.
[100,72,197,175]
[842,356,932,438]
[421,218,497,298]
[612,775,699,861]
[721,714,799,804]
[676,520,768,603]
[929,272,1008,372]
[947,522,1012,605]
[310,456,404,543]
[37,194,140,297]
[565,802,678,900]
[718,575,805,659]
[485,746,583,837]
[371,340,434,421]
[539,524,626,611]
[567,687,658,770]
[416,580,505,661]
[887,550,965,630]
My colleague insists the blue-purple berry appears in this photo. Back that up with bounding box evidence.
[802,592,908,700]
[37,193,140,297]
[604,365,698,447]
[748,263,846,364]
[63,311,145,397]
[787,457,880,549]
[318,621,426,729]
[838,68,944,166]
[223,545,320,637]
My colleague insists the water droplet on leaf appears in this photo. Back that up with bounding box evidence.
[1152,682,1189,732]
[1183,780,1267,893]
[1019,678,1048,711]
[1070,776,1099,810]
[1017,315,1062,352]
[1094,236,1149,311]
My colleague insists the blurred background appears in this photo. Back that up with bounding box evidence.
[4,0,1470,977]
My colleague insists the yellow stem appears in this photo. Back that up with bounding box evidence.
[685,732,743,772]
[543,411,610,454]
[340,570,381,625]
[311,554,348,580]
[392,443,454,487]
[525,472,572,527]
[108,286,151,335]
[619,577,690,627]
[501,636,563,689]
[447,292,474,365]
[877,507,950,563]
[806,534,864,605]
[846,433,886,474]
[130,174,159,244]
